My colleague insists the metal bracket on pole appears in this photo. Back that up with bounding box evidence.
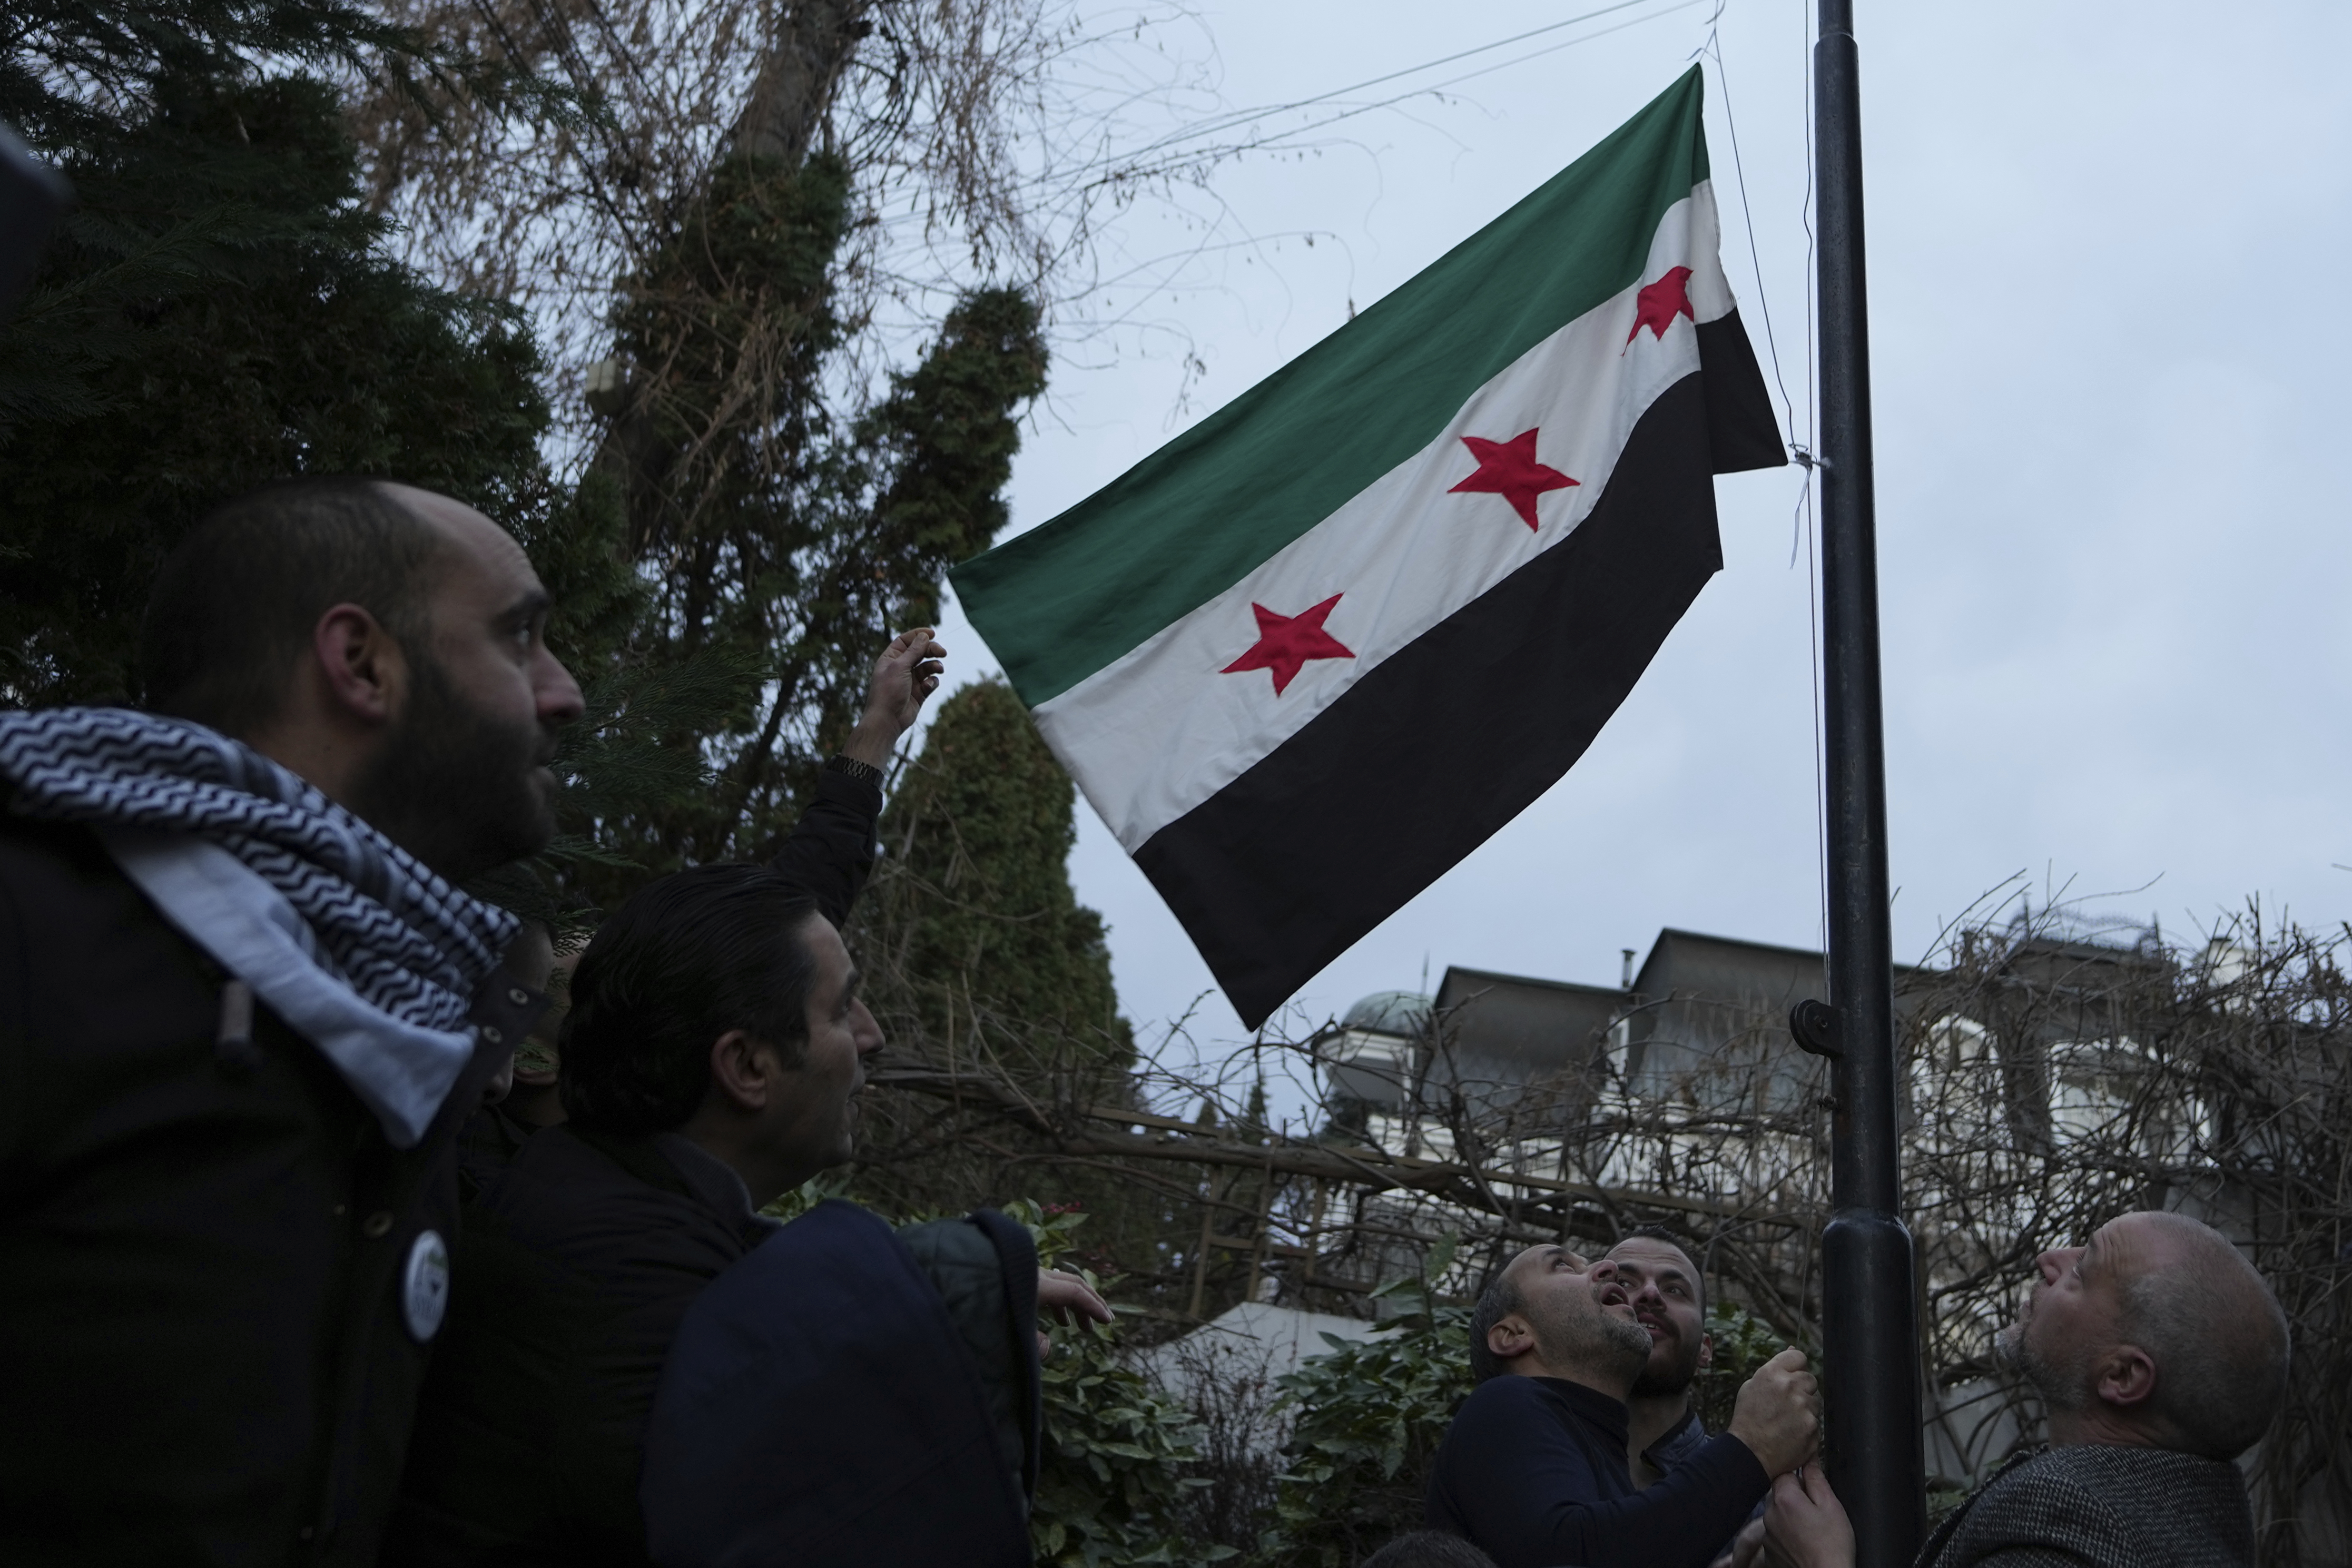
[1789,999,1843,1059]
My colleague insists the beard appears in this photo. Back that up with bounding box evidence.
[349,650,555,882]
[1630,1319,1706,1397]
[1532,1294,1656,1384]
[1993,1301,2089,1412]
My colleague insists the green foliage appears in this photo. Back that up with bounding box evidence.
[576,148,1051,896]
[607,149,850,563]
[858,287,1051,626]
[1691,1299,1792,1436]
[0,0,580,706]
[869,678,1131,1064]
[1259,1253,1473,1568]
[0,0,1051,910]
[0,58,559,705]
[1006,1201,1229,1568]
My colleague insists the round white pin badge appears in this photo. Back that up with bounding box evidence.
[402,1229,451,1342]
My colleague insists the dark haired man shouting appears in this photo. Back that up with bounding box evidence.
[0,478,582,1566]
[1426,1245,1819,1568]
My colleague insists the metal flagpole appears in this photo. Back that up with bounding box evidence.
[1813,1,1927,1562]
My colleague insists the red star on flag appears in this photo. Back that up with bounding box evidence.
[1447,428,1579,530]
[1221,594,1355,695]
[1625,264,1695,346]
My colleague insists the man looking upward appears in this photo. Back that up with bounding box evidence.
[1755,1210,2289,1568]
[453,627,949,1196]
[1,478,583,1566]
[1608,1225,1716,1485]
[391,863,1113,1566]
[1425,1245,1820,1568]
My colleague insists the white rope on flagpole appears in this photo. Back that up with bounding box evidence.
[1798,0,1830,959]
[1695,0,1798,438]
[1695,0,1833,956]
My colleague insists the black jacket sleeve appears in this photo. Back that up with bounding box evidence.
[769,766,883,928]
[1428,1380,1770,1568]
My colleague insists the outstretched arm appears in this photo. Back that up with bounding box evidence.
[840,628,947,767]
[768,629,949,925]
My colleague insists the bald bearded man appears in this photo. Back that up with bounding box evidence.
[1,478,583,1566]
[1756,1210,2289,1568]
[1426,1244,1819,1568]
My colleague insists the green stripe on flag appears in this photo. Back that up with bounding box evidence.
[953,67,1711,708]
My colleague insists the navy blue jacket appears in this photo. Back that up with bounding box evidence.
[1644,1407,1713,1478]
[641,1200,1038,1568]
[1425,1376,1768,1568]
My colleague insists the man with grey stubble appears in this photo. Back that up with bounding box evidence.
[1747,1209,2288,1568]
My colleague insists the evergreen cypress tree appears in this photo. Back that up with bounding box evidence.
[864,677,1131,1064]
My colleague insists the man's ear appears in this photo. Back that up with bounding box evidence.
[1487,1314,1537,1366]
[1697,1332,1715,1370]
[706,1028,775,1114]
[312,603,409,726]
[2094,1344,2159,1410]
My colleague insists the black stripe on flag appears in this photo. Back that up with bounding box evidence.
[1135,349,1773,1029]
[1697,310,1789,474]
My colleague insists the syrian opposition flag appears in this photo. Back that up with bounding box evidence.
[950,68,1784,1030]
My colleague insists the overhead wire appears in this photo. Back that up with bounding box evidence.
[1110,0,1704,166]
[1038,0,1709,190]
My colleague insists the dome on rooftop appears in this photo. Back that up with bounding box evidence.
[1341,990,1432,1038]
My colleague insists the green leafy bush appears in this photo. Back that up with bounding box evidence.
[1258,1245,1473,1568]
[1010,1202,1230,1568]
[1691,1299,1794,1434]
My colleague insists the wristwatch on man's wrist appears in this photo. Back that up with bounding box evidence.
[823,753,884,788]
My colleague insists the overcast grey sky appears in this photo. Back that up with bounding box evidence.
[923,0,2352,1072]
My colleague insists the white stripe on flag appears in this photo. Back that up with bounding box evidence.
[1036,185,1733,852]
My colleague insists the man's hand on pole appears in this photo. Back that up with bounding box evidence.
[840,628,948,767]
[1710,1517,1766,1568]
[1761,1466,1855,1568]
[1727,1346,1823,1477]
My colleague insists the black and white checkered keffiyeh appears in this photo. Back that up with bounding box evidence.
[0,707,516,1037]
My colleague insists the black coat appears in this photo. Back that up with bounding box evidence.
[757,765,884,934]
[382,765,920,1565]
[1424,1375,1769,1568]
[383,1132,1040,1567]
[641,1200,1039,1568]
[385,1123,765,1565]
[0,815,541,1568]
